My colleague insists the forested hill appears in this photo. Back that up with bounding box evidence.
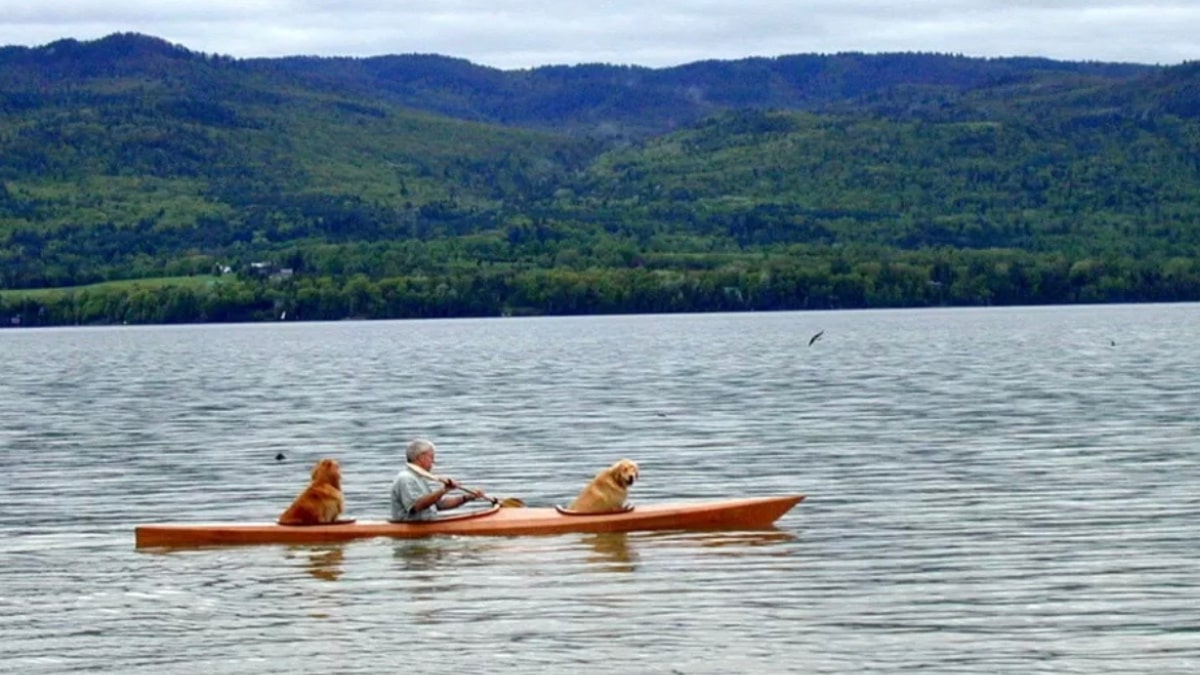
[248,50,1153,138]
[1,34,1155,138]
[1,33,1199,326]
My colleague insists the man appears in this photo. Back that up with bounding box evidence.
[390,439,482,521]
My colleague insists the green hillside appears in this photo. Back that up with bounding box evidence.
[2,34,1199,326]
[567,108,1200,255]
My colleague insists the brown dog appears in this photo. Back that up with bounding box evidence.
[278,458,345,525]
[568,459,639,512]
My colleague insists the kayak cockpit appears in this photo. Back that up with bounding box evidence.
[386,503,502,525]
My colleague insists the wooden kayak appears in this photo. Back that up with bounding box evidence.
[135,494,805,548]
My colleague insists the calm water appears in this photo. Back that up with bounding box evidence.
[1,306,1197,673]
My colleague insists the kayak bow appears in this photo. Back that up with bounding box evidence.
[135,494,805,548]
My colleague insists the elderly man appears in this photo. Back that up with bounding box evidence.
[390,439,481,521]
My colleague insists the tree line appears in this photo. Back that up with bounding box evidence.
[6,245,1199,327]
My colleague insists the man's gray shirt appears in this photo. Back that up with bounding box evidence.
[391,465,438,521]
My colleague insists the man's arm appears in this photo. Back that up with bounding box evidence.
[413,485,453,513]
[436,493,476,510]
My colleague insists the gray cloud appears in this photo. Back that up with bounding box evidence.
[0,1,1195,68]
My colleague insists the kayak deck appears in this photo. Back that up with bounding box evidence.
[135,494,805,548]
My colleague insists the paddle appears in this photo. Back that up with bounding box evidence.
[406,462,526,508]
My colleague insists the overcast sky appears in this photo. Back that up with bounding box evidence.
[1,1,1196,69]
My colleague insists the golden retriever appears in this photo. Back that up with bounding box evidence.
[568,459,639,513]
[278,458,345,525]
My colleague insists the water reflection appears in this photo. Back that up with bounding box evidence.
[391,540,469,597]
[390,540,473,623]
[581,532,638,572]
[634,530,797,554]
[284,545,346,582]
[392,539,454,573]
[692,531,797,549]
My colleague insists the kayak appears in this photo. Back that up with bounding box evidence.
[134,494,804,548]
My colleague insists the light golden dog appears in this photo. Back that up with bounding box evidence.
[568,459,639,513]
[278,458,345,525]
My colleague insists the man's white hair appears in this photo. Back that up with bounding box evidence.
[405,438,436,463]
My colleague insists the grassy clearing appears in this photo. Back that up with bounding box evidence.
[0,275,223,301]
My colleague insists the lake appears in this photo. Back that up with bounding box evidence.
[1,305,1197,673]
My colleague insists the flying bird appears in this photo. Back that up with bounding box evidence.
[808,330,825,346]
